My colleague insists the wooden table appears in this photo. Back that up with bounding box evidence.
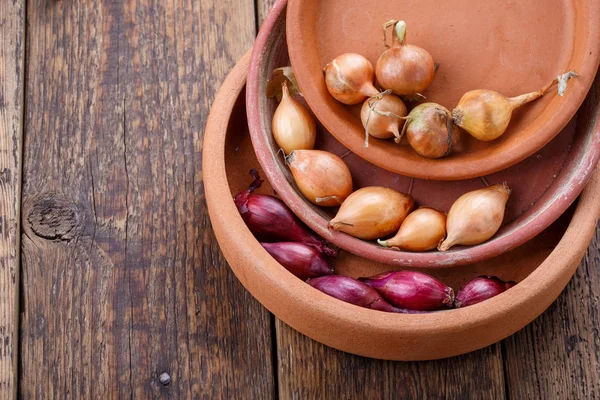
[1,0,599,398]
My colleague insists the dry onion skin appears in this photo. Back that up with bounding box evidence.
[266,66,302,102]
[272,82,316,154]
[375,20,436,97]
[286,150,353,207]
[324,53,380,105]
[438,183,511,251]
[329,186,414,240]
[401,103,458,158]
[360,92,408,146]
[452,71,578,141]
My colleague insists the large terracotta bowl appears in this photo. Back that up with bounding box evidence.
[205,51,600,360]
[287,0,600,180]
[246,0,600,268]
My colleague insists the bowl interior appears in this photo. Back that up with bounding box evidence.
[246,1,600,267]
[286,0,600,180]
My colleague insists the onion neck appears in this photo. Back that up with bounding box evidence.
[508,90,545,109]
[281,81,290,101]
[508,71,577,109]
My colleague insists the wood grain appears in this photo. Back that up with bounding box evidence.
[20,0,273,398]
[502,224,600,399]
[0,0,24,398]
[276,319,506,399]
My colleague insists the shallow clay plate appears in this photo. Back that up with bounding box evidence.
[246,0,600,268]
[204,51,600,360]
[286,0,600,180]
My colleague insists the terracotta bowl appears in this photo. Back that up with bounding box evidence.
[287,0,600,180]
[246,0,600,268]
[204,51,600,360]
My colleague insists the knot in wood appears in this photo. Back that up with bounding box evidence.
[27,193,82,241]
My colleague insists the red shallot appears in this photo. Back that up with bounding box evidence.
[234,169,336,256]
[360,270,454,311]
[455,276,516,308]
[261,242,333,280]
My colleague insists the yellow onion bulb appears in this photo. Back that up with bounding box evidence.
[287,150,353,207]
[403,103,457,158]
[375,21,435,96]
[452,71,577,141]
[272,82,316,154]
[378,207,446,251]
[438,183,511,251]
[324,53,380,105]
[329,186,414,240]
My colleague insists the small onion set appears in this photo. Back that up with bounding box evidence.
[266,68,513,252]
[321,19,577,158]
[251,18,572,315]
[266,73,514,252]
[327,183,511,253]
[267,62,514,252]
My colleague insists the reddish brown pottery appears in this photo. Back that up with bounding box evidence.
[204,51,600,360]
[245,0,600,267]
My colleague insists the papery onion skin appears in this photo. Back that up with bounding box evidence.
[360,93,407,140]
[324,53,380,105]
[234,169,337,256]
[455,276,516,308]
[329,186,414,240]
[287,150,353,207]
[307,275,394,312]
[378,207,446,251]
[375,20,435,96]
[261,242,333,280]
[438,183,511,251]
[360,270,454,311]
[272,82,316,154]
[403,103,456,158]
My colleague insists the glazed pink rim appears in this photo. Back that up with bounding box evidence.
[245,0,600,268]
[286,0,600,180]
[204,51,600,360]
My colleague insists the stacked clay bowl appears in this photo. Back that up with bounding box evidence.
[287,0,600,180]
[246,0,600,267]
[204,52,600,360]
[204,0,600,359]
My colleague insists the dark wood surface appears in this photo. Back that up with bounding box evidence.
[0,0,24,396]
[0,0,597,398]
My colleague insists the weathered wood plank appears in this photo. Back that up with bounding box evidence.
[21,0,273,398]
[0,0,25,398]
[276,319,505,399]
[502,223,600,399]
